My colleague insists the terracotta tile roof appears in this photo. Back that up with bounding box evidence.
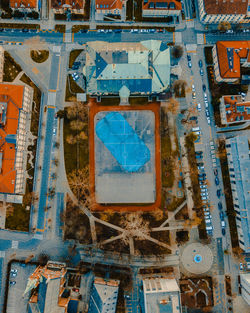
[0,84,24,194]
[51,0,84,10]
[96,0,123,10]
[203,0,248,15]
[223,95,250,123]
[142,0,182,11]
[9,0,37,9]
[216,41,250,79]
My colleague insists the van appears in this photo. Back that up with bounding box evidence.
[192,127,200,132]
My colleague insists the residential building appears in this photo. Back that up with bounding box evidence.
[220,95,250,124]
[225,136,250,253]
[95,0,126,21]
[9,0,39,10]
[0,47,4,83]
[212,41,250,83]
[142,0,182,20]
[198,0,250,24]
[240,273,250,305]
[25,261,69,313]
[88,277,120,313]
[0,83,33,196]
[83,40,171,96]
[143,278,182,313]
[51,0,85,13]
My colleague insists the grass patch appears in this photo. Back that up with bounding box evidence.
[69,49,83,68]
[218,140,239,248]
[0,23,39,29]
[161,109,174,188]
[72,25,89,33]
[55,24,66,33]
[65,75,84,102]
[30,50,49,63]
[63,111,89,176]
[3,51,22,82]
[204,47,213,65]
[20,73,41,136]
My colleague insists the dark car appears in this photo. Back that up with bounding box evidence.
[218,202,223,210]
[222,228,226,236]
[214,169,218,176]
[187,54,191,61]
[195,155,203,160]
[219,211,224,220]
[195,151,203,155]
[10,281,16,285]
[199,60,203,68]
[190,116,198,120]
[114,29,122,33]
[22,29,29,32]
[215,176,219,185]
[205,109,210,117]
[217,189,221,198]
[202,84,206,92]
[80,29,88,33]
[197,162,204,166]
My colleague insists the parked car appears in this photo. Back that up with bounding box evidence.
[187,55,191,61]
[200,68,204,76]
[10,272,17,278]
[200,185,207,189]
[218,202,223,210]
[192,84,195,92]
[197,103,201,111]
[190,116,197,121]
[214,169,218,176]
[226,29,233,33]
[222,228,226,236]
[219,211,224,220]
[207,117,211,125]
[205,109,210,117]
[10,269,18,273]
[202,84,206,92]
[217,189,221,198]
[199,60,203,68]
[10,281,16,285]
[215,176,219,185]
[192,92,196,99]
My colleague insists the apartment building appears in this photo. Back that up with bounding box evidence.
[225,136,250,253]
[220,95,250,124]
[142,0,182,19]
[198,0,250,24]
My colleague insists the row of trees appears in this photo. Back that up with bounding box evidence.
[1,9,39,19]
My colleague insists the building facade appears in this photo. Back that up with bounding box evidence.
[0,83,33,196]
[142,0,182,18]
[220,95,250,124]
[143,278,182,313]
[51,0,85,14]
[9,0,39,11]
[88,277,119,313]
[95,0,126,20]
[240,273,250,305]
[225,136,250,253]
[213,41,250,83]
[198,0,250,24]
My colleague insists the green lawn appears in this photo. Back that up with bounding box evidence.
[69,49,83,68]
[3,51,22,82]
[63,115,89,176]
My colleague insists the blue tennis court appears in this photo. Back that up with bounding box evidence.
[95,112,150,172]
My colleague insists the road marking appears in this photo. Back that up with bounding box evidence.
[204,34,206,44]
[186,50,196,53]
[72,32,74,42]
[173,32,175,44]
[47,105,56,108]
[48,90,56,93]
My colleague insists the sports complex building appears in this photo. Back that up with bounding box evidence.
[89,102,161,210]
[83,40,171,97]
[0,83,33,196]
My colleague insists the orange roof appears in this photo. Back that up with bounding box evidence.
[0,84,24,194]
[9,0,37,9]
[223,95,250,123]
[51,0,84,9]
[203,0,248,15]
[216,41,250,79]
[96,0,123,10]
[142,0,182,11]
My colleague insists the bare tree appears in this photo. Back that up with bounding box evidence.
[171,45,184,59]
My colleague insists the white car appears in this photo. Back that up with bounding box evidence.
[201,188,207,193]
[207,117,211,124]
[200,185,207,189]
[197,103,201,111]
[205,100,209,108]
[192,84,195,92]
[202,196,208,200]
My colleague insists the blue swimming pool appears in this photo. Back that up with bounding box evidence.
[96,112,150,172]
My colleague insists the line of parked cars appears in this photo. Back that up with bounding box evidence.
[9,269,18,286]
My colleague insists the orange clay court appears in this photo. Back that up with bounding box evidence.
[89,99,161,212]
[0,84,25,194]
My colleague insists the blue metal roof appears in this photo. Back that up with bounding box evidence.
[227,48,234,70]
[97,79,152,94]
[96,53,107,78]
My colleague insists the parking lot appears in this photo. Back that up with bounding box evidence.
[6,262,36,313]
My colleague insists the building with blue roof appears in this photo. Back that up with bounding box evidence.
[88,277,120,313]
[143,278,182,313]
[225,136,250,253]
[83,40,170,97]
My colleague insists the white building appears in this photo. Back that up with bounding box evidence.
[240,273,250,305]
[198,0,250,24]
[143,278,182,313]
